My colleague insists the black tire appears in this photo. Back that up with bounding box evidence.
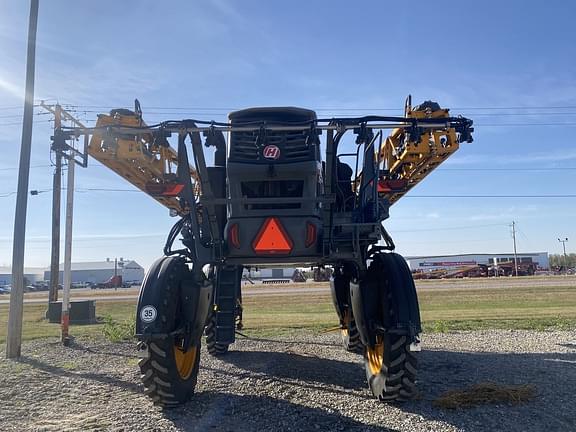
[341,309,364,354]
[365,333,418,402]
[137,257,203,407]
[205,313,230,356]
[138,337,201,407]
[364,253,419,402]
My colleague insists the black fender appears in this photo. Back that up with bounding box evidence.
[379,253,421,338]
[350,271,380,347]
[136,255,213,344]
[350,252,421,348]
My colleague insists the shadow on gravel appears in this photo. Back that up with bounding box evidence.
[222,350,366,391]
[18,356,141,394]
[69,344,140,359]
[401,349,576,432]
[236,334,340,348]
[202,346,576,431]
[558,342,576,350]
[163,391,399,432]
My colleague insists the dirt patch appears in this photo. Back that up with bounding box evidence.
[433,383,536,409]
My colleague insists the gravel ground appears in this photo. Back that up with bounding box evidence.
[1,330,575,432]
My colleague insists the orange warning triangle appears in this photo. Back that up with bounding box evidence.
[253,218,293,254]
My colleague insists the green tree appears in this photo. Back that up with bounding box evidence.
[549,253,576,269]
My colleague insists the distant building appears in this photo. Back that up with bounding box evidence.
[244,268,297,280]
[405,252,549,271]
[0,267,45,286]
[43,258,145,284]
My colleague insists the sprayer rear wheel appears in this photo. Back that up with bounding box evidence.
[363,253,419,402]
[137,256,203,407]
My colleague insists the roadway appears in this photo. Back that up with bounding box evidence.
[0,275,574,305]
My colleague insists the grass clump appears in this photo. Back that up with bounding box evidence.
[433,382,536,409]
[101,314,135,342]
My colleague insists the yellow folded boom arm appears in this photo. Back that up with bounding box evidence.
[87,109,198,215]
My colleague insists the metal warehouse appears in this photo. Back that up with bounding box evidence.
[405,253,549,271]
[43,258,145,284]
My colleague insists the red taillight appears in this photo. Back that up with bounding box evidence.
[252,218,293,255]
[145,182,185,197]
[305,222,316,248]
[378,179,408,193]
[229,224,240,249]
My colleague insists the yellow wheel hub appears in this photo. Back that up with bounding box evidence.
[173,343,197,380]
[366,336,384,375]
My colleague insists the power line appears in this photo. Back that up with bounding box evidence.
[475,123,576,126]
[0,165,53,171]
[392,222,508,233]
[1,190,575,199]
[1,165,575,176]
[77,187,141,193]
[406,194,576,198]
[438,167,576,171]
[0,119,52,126]
[59,104,576,111]
[0,112,49,119]
[0,187,142,196]
[63,108,576,117]
[3,119,576,127]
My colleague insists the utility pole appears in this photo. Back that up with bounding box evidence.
[6,0,39,359]
[558,237,569,274]
[61,158,75,346]
[48,103,62,303]
[511,221,519,277]
[40,105,87,346]
[39,104,87,311]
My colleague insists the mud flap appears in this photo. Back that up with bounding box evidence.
[350,274,380,347]
[379,253,421,340]
[136,255,213,345]
[350,252,421,348]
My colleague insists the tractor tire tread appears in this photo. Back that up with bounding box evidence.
[205,315,230,356]
[341,319,364,354]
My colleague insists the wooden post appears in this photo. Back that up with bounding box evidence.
[61,158,75,346]
[49,104,62,302]
[6,0,39,359]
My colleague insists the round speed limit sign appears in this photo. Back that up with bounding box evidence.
[140,305,157,323]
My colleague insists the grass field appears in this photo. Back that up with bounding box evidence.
[1,281,575,344]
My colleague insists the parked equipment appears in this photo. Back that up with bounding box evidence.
[56,96,473,406]
[291,269,307,283]
[93,275,123,289]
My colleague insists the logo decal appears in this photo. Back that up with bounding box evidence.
[263,145,281,160]
[140,305,157,323]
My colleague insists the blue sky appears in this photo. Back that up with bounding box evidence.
[0,0,575,268]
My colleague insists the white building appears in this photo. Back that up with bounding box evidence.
[405,252,549,271]
[244,267,297,280]
[43,258,145,284]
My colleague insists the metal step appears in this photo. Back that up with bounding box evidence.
[213,266,241,344]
